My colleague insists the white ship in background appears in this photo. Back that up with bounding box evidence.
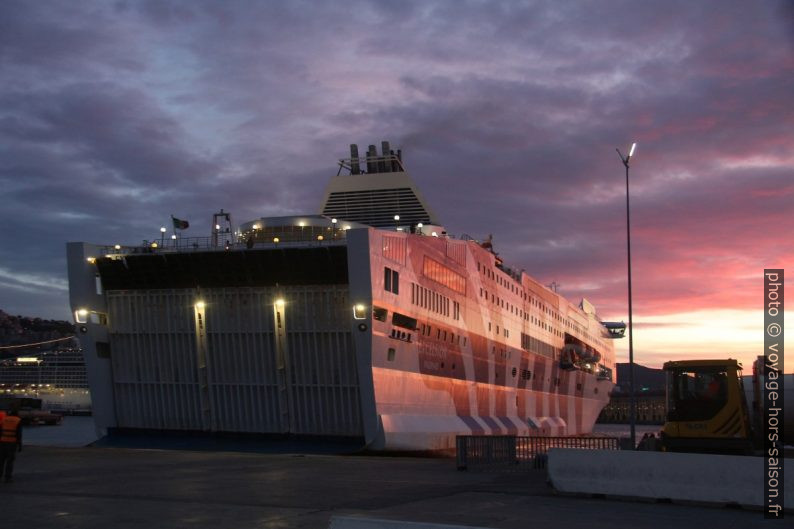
[67,142,622,451]
[0,341,92,414]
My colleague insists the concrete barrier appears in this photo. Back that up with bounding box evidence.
[328,516,491,529]
[548,448,794,508]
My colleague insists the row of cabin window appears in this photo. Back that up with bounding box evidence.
[375,306,468,348]
[411,282,449,317]
[419,322,468,347]
[481,286,564,339]
[411,282,462,321]
[520,332,557,358]
[487,321,510,338]
[476,261,589,344]
[479,287,522,316]
[477,261,524,297]
[477,262,602,349]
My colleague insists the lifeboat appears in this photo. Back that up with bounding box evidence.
[560,344,584,370]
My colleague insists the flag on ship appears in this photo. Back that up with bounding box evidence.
[171,216,189,230]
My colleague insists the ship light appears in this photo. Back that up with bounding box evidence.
[394,215,400,221]
[344,225,351,230]
[317,235,324,241]
[275,298,285,307]
[215,224,221,230]
[150,242,158,248]
[75,308,89,323]
[417,223,423,228]
[171,234,177,240]
[431,231,438,237]
[273,237,280,243]
[160,227,167,233]
[629,142,637,158]
[195,301,206,310]
[353,304,367,320]
[86,257,96,264]
[253,224,260,230]
[16,357,40,364]
[114,244,121,250]
[298,221,306,227]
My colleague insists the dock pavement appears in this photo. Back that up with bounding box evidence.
[0,444,788,528]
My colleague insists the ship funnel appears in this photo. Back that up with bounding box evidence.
[321,141,440,228]
[367,144,377,173]
[350,144,360,175]
[381,141,391,173]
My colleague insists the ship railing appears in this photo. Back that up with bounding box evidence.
[337,154,405,175]
[99,236,346,257]
[456,435,620,472]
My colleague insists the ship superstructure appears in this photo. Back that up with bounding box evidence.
[67,142,618,450]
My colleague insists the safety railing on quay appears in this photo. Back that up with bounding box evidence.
[456,435,620,472]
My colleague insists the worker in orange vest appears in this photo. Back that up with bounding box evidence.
[0,407,22,483]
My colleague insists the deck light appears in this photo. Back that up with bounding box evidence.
[353,304,367,320]
[75,309,89,323]
[114,244,121,250]
[150,242,158,248]
[273,237,280,243]
[215,224,221,230]
[171,234,177,240]
[253,224,260,230]
[160,227,167,233]
[275,298,285,307]
[86,257,96,264]
[317,235,324,241]
[195,301,205,309]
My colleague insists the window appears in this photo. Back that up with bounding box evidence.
[387,348,396,362]
[373,307,388,322]
[384,267,399,294]
[392,312,417,330]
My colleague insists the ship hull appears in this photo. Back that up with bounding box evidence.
[67,225,614,451]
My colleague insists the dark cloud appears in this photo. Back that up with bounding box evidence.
[0,0,790,373]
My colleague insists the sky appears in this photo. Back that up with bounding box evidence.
[0,0,791,372]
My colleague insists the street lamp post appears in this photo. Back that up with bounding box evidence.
[616,142,637,449]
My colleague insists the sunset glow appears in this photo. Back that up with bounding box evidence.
[0,1,790,374]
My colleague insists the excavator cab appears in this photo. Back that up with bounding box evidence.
[660,359,752,453]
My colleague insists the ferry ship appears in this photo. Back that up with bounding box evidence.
[67,142,622,451]
[0,342,92,414]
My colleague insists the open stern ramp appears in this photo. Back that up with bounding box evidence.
[101,276,365,437]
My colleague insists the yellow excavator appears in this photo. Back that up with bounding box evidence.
[659,358,761,454]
